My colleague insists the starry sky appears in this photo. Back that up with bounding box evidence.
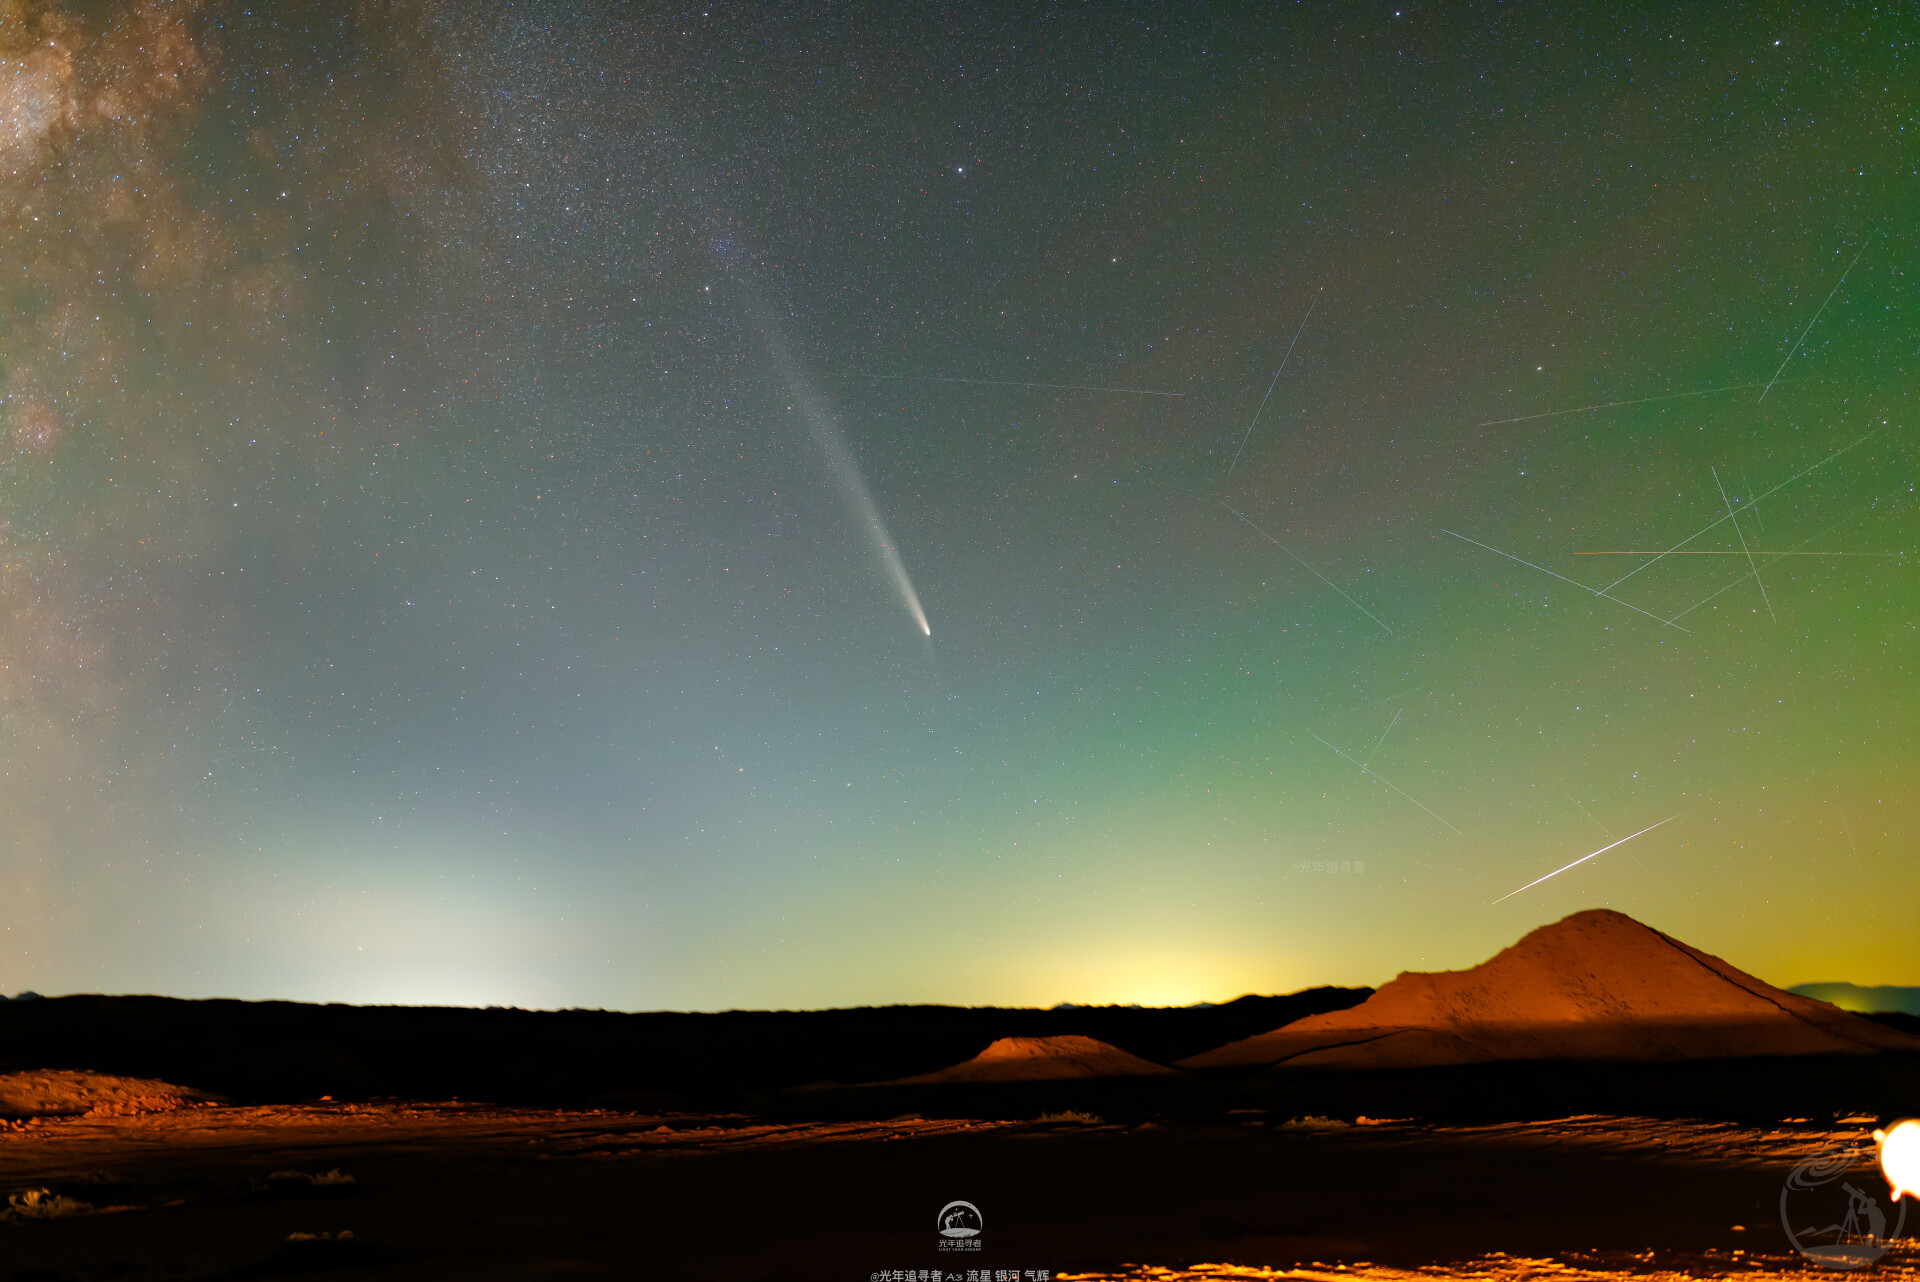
[3,2,1915,1010]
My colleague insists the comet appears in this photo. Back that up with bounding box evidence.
[1491,816,1677,904]
[760,328,932,636]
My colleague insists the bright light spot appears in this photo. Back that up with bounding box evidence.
[1878,1119,1920,1202]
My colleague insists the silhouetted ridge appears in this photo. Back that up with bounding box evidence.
[0,987,1367,1105]
[1181,909,1920,1070]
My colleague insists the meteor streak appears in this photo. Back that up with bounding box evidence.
[1565,793,1665,887]
[1491,816,1677,905]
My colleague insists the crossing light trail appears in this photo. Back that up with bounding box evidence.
[1367,708,1403,764]
[1743,469,1767,535]
[1665,502,1888,625]
[1712,465,1774,621]
[1574,551,1904,557]
[1475,378,1800,428]
[1440,530,1689,632]
[1223,503,1393,636]
[1228,295,1319,476]
[1599,434,1873,594]
[1564,792,1666,888]
[1312,734,1461,835]
[1492,816,1677,905]
[1564,793,1615,840]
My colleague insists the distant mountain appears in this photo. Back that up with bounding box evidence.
[1180,909,1920,1071]
[1788,983,1920,1016]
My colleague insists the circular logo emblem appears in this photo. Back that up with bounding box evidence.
[936,1200,983,1238]
[1780,1145,1907,1270]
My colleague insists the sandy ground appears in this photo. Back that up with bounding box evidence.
[1,1103,1912,1280]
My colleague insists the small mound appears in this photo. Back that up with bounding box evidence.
[0,1069,223,1118]
[1180,909,1920,1071]
[897,1035,1182,1083]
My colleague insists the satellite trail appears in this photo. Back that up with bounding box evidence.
[1475,379,1795,428]
[1759,236,1872,403]
[1441,530,1688,632]
[1223,503,1393,635]
[1711,465,1774,621]
[1599,434,1872,594]
[1312,734,1462,835]
[1227,295,1319,476]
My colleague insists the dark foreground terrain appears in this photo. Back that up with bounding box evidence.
[1,1102,1913,1280]
[4,995,1918,1279]
[0,991,1371,1108]
[5,994,1917,1122]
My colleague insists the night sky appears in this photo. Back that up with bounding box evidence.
[3,3,1915,1011]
